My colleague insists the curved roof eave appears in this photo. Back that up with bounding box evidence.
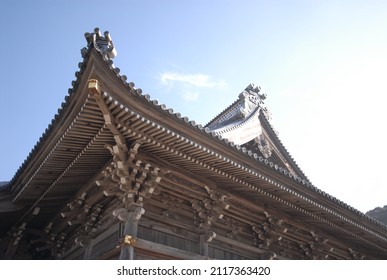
[8,28,387,236]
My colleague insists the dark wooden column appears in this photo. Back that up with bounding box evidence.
[116,206,145,260]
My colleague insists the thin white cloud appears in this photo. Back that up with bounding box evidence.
[160,72,226,88]
[182,91,199,101]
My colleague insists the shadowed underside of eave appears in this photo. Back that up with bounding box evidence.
[9,97,115,230]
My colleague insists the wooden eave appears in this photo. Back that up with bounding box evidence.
[205,92,310,183]
[98,93,386,258]
[96,51,387,253]
[6,46,387,258]
[88,71,387,257]
[6,50,115,231]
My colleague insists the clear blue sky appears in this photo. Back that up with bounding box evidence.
[1,0,387,212]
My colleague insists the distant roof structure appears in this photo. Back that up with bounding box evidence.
[367,206,387,226]
[0,182,8,191]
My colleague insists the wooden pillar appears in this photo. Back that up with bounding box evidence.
[3,222,27,259]
[83,239,93,260]
[116,206,145,260]
[200,231,216,257]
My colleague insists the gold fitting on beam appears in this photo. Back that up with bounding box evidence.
[123,235,137,246]
[88,79,102,95]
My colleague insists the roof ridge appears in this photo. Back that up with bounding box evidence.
[205,98,240,128]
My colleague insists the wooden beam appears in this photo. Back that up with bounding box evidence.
[134,238,209,260]
[213,234,287,259]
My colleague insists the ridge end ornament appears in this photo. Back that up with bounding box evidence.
[206,83,267,145]
[255,135,272,158]
[84,28,117,59]
[239,83,266,117]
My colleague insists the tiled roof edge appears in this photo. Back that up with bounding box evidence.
[8,28,386,233]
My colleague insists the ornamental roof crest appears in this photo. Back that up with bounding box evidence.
[82,28,117,59]
[239,83,267,117]
[204,83,268,145]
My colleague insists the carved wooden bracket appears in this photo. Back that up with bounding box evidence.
[113,206,145,223]
[61,192,88,225]
[1,223,26,259]
[252,224,271,249]
[252,211,280,249]
[277,239,294,259]
[113,208,130,222]
[9,223,27,246]
[299,242,314,259]
[348,248,364,260]
[44,223,53,234]
[31,225,55,253]
[307,230,331,259]
[89,79,164,209]
[75,235,91,248]
[224,217,244,241]
[161,193,183,221]
[60,192,103,234]
[252,211,286,250]
[3,206,41,259]
[192,186,230,230]
[51,232,67,258]
[96,141,163,209]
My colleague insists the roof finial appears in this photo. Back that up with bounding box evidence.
[239,83,266,117]
[82,27,117,59]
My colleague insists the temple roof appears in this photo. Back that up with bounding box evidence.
[205,83,311,184]
[6,28,385,225]
[3,28,387,258]
[6,29,381,218]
